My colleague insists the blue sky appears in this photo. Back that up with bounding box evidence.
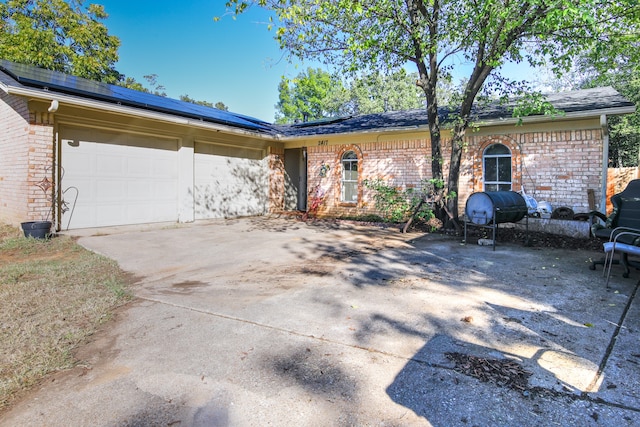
[98,1,540,123]
[99,1,305,122]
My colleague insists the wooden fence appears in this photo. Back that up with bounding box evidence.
[606,167,639,214]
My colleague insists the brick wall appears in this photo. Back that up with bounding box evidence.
[0,92,55,226]
[304,128,604,219]
[461,130,603,214]
[307,139,431,218]
[0,91,30,224]
[268,147,285,213]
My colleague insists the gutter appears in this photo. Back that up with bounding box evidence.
[600,114,610,215]
[474,106,636,127]
[0,83,278,141]
[280,124,429,141]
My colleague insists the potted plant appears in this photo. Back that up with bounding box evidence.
[21,169,54,239]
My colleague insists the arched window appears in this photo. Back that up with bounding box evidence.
[483,143,512,191]
[341,151,358,202]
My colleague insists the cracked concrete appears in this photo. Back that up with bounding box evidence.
[2,216,639,426]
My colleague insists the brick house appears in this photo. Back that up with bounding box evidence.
[277,90,635,220]
[0,60,635,231]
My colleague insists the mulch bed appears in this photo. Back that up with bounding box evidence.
[461,226,604,251]
[445,352,532,393]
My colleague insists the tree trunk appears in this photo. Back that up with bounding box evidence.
[446,124,467,220]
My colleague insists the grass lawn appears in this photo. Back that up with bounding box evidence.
[0,224,131,412]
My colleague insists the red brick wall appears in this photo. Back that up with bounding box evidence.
[305,128,604,218]
[0,92,55,226]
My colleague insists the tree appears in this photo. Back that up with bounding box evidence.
[179,94,229,110]
[214,101,229,111]
[275,67,343,123]
[580,67,640,168]
[223,0,639,223]
[118,73,166,96]
[343,69,425,115]
[577,4,640,168]
[276,68,447,123]
[535,4,640,167]
[0,0,121,83]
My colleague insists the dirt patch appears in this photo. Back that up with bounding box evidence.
[311,218,604,252]
[0,225,133,413]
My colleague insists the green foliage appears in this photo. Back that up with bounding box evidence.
[117,73,166,96]
[181,94,214,107]
[275,67,340,123]
[582,69,640,167]
[572,9,640,169]
[276,67,426,123]
[214,101,229,111]
[511,92,564,126]
[178,95,229,111]
[363,178,434,223]
[344,69,424,114]
[0,0,121,83]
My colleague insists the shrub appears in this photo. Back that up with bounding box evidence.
[363,178,434,223]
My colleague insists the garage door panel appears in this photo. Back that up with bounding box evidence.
[194,142,268,220]
[61,128,179,229]
[96,179,127,200]
[98,155,125,174]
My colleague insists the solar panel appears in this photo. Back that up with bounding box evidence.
[0,59,272,132]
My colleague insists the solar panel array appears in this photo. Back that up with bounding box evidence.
[0,59,272,132]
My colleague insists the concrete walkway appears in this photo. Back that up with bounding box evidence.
[2,217,639,426]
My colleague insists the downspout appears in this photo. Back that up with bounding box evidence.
[600,114,609,215]
[50,99,60,232]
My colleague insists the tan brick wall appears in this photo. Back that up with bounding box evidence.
[304,128,604,218]
[0,91,30,224]
[268,147,285,213]
[463,130,603,214]
[307,139,431,218]
[0,92,55,226]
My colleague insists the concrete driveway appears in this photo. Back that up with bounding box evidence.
[2,217,640,426]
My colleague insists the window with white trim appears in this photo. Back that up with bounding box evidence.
[483,143,512,191]
[341,151,358,202]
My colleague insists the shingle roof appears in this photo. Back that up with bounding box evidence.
[275,86,635,137]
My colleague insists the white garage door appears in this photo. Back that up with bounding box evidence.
[60,127,179,229]
[194,142,268,219]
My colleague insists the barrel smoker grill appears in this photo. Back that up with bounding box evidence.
[463,191,529,250]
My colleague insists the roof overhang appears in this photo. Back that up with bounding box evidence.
[277,105,637,141]
[475,105,637,128]
[2,75,634,142]
[0,82,279,141]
